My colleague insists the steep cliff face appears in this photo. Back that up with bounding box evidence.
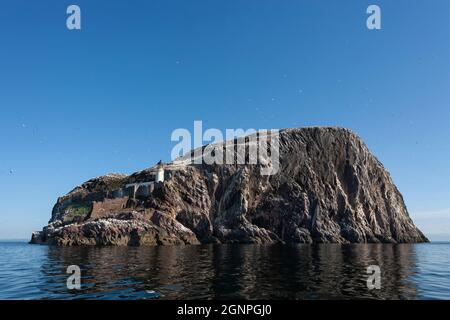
[30,127,428,245]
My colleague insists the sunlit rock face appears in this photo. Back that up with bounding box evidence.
[30,127,428,246]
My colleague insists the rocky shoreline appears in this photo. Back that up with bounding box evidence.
[31,127,428,246]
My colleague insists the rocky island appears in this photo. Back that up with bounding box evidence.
[30,127,428,246]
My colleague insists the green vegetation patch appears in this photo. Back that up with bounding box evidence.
[63,203,92,223]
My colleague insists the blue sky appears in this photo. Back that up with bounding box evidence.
[0,0,449,240]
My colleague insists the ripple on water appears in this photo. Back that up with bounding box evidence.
[0,241,449,299]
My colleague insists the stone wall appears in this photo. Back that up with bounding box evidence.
[90,198,129,220]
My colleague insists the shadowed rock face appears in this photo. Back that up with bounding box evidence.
[30,127,428,246]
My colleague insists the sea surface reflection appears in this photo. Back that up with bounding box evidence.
[0,242,449,299]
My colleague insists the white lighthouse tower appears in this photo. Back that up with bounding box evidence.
[155,160,165,183]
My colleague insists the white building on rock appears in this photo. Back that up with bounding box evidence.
[155,160,165,183]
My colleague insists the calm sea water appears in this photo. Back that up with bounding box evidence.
[0,241,449,300]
